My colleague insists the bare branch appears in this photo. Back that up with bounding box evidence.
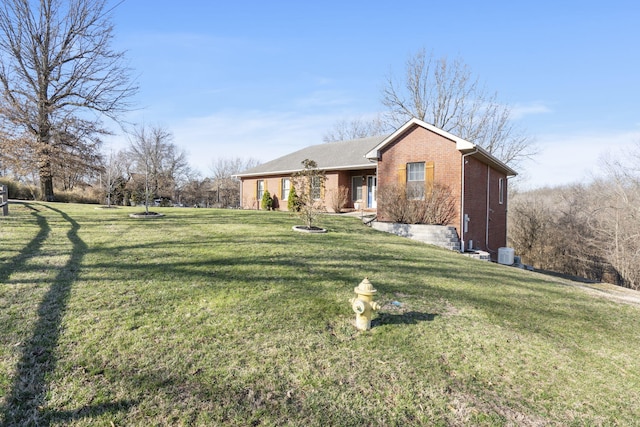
[322,116,387,142]
[0,0,137,200]
[381,48,535,168]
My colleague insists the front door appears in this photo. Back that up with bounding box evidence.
[367,176,377,209]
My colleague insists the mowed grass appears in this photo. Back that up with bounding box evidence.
[1,202,639,426]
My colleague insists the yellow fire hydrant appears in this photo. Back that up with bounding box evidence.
[350,278,381,330]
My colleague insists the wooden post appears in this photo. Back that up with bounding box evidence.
[1,184,8,216]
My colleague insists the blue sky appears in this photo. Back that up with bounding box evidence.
[105,0,640,188]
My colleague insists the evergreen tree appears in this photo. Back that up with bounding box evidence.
[261,189,273,210]
[287,186,300,212]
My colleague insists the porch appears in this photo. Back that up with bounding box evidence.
[330,169,377,211]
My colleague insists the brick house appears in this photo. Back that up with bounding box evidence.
[236,118,516,255]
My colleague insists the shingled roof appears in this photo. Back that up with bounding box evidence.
[235,135,385,177]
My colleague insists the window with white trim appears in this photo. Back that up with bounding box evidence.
[257,180,264,201]
[406,162,425,199]
[499,178,504,205]
[281,178,290,201]
[310,176,321,200]
[352,176,363,202]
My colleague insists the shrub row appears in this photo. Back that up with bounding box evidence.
[0,178,101,204]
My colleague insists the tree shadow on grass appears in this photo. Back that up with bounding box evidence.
[2,204,136,426]
[372,311,438,327]
[0,203,49,283]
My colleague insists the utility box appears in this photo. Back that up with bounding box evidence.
[498,247,515,265]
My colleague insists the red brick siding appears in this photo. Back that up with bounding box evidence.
[463,156,508,257]
[488,169,508,253]
[377,125,462,226]
[463,157,487,250]
[241,176,289,209]
[240,168,375,211]
[376,124,509,258]
[324,172,340,212]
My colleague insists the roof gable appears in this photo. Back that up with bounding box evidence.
[365,118,517,177]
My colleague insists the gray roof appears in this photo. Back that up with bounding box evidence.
[236,135,385,177]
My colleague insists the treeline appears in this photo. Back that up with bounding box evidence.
[508,145,640,290]
[0,1,254,208]
[0,124,259,209]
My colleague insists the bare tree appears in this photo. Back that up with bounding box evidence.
[100,149,128,207]
[127,125,187,213]
[588,146,640,289]
[128,127,158,213]
[0,133,37,182]
[0,132,41,199]
[0,118,104,192]
[209,157,260,180]
[51,118,105,191]
[509,185,607,282]
[0,0,137,201]
[177,172,212,208]
[508,142,640,290]
[159,140,190,200]
[291,159,326,229]
[323,116,388,142]
[209,157,260,208]
[508,190,554,268]
[381,48,534,167]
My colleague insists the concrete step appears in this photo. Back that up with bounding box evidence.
[372,221,461,252]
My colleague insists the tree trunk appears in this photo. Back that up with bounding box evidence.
[40,174,55,202]
[38,149,55,202]
[37,103,55,201]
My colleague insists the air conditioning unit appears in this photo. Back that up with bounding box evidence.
[498,247,515,265]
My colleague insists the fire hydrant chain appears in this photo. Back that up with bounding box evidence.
[350,277,380,331]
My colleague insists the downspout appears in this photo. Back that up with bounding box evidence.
[460,149,478,252]
[505,175,512,249]
[486,164,491,253]
[374,162,379,212]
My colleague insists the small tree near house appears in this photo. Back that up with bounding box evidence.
[261,189,273,210]
[287,185,300,212]
[292,159,326,229]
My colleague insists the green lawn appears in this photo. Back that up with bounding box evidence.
[1,202,639,426]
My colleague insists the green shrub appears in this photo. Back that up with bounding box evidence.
[287,186,300,212]
[260,189,273,210]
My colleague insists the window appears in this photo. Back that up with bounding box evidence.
[406,162,425,199]
[281,178,290,201]
[257,180,264,201]
[499,178,504,205]
[352,176,363,201]
[310,176,321,200]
